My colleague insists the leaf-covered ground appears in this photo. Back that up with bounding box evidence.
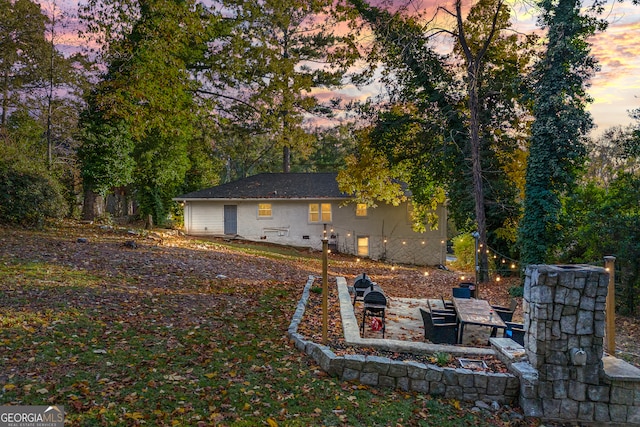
[0,220,636,426]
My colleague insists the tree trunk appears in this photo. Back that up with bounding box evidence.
[283,145,290,173]
[469,65,489,284]
[82,188,104,221]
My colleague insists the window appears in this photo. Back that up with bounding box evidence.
[355,203,368,217]
[258,203,272,218]
[309,203,332,223]
[357,236,369,256]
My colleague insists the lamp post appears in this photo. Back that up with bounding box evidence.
[471,231,480,298]
[604,256,616,355]
[322,237,328,345]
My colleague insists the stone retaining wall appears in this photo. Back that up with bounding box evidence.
[288,276,519,404]
[516,265,640,425]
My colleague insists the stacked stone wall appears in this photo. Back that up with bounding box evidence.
[519,264,640,425]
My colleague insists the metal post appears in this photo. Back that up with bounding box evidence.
[322,238,329,345]
[604,256,616,355]
[472,231,480,298]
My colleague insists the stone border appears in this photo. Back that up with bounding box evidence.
[288,276,519,403]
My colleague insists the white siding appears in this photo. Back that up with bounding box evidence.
[181,199,447,266]
[184,202,224,235]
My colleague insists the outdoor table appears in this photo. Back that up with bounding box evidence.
[452,297,507,344]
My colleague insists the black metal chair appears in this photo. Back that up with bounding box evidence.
[459,282,476,298]
[441,297,454,309]
[503,322,525,346]
[489,307,514,338]
[431,309,458,324]
[432,317,458,345]
[492,299,517,319]
[420,308,434,340]
[420,308,457,344]
[452,287,471,299]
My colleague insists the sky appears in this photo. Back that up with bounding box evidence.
[329,0,640,136]
[48,0,640,136]
[587,4,640,134]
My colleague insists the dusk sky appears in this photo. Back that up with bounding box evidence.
[49,0,639,136]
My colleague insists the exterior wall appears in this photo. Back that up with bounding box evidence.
[182,199,447,266]
[183,202,224,235]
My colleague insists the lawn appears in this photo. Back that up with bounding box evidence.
[0,221,545,426]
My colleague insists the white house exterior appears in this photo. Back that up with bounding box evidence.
[174,173,447,266]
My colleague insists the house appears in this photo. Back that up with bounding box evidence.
[173,173,447,266]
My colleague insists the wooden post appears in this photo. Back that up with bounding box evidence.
[322,238,328,345]
[604,256,616,355]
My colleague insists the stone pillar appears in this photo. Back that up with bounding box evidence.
[522,264,609,422]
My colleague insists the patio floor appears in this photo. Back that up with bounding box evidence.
[355,297,501,347]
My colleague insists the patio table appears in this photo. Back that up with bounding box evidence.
[452,297,507,344]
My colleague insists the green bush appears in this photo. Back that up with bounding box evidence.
[450,234,476,272]
[0,161,67,227]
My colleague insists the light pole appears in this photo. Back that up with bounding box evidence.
[322,237,328,345]
[471,231,480,298]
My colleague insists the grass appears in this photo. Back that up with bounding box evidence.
[0,224,527,426]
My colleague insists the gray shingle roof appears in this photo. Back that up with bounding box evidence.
[175,173,350,200]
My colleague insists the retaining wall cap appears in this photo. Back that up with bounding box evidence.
[602,355,640,381]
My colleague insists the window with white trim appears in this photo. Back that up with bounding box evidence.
[355,203,368,217]
[309,203,332,223]
[258,203,272,218]
[357,236,369,256]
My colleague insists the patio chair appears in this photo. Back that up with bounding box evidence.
[503,322,525,346]
[431,309,458,324]
[489,307,514,337]
[441,296,454,309]
[431,317,458,345]
[420,308,458,344]
[459,282,476,298]
[491,298,517,316]
[452,287,471,299]
[420,308,434,340]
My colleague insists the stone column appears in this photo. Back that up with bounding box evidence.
[523,264,609,421]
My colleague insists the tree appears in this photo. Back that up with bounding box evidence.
[209,0,358,173]
[0,112,67,226]
[583,126,640,185]
[559,173,640,314]
[0,0,49,128]
[518,0,603,265]
[342,0,534,279]
[79,0,223,225]
[339,0,464,232]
